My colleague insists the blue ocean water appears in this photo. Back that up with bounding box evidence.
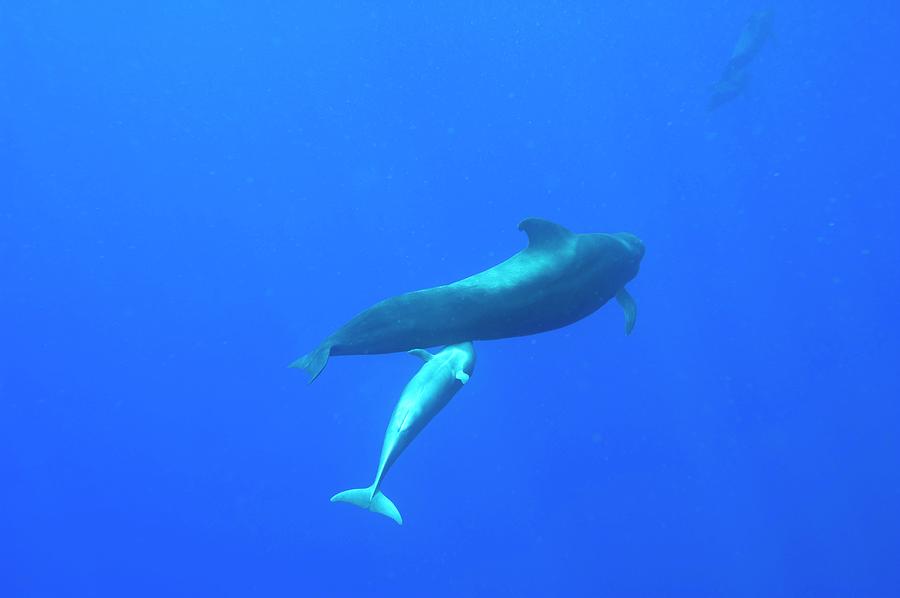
[2,2,899,596]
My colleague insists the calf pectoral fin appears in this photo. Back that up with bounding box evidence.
[615,288,637,335]
[456,371,470,384]
[408,349,435,362]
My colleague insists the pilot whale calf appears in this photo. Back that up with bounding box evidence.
[331,342,477,524]
[292,218,644,382]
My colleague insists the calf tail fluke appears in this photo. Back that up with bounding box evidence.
[331,486,402,525]
[289,343,331,383]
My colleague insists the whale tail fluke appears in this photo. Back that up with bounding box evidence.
[289,343,331,383]
[331,486,403,525]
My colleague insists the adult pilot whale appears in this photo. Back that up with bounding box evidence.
[331,342,476,524]
[292,218,644,382]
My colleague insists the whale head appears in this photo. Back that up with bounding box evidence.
[607,232,645,279]
[581,231,645,293]
[612,232,645,264]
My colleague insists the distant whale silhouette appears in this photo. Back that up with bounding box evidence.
[708,66,749,112]
[292,218,644,382]
[708,9,774,111]
[331,342,477,524]
[727,9,774,72]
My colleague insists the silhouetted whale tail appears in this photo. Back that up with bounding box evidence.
[289,342,331,383]
[331,485,402,525]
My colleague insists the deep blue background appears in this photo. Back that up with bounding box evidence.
[2,2,899,596]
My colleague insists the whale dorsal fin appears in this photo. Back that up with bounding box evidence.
[518,218,574,250]
[408,349,434,362]
[455,371,470,384]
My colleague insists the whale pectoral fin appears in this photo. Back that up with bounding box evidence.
[616,288,637,336]
[455,371,470,384]
[408,349,435,362]
[518,218,574,250]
